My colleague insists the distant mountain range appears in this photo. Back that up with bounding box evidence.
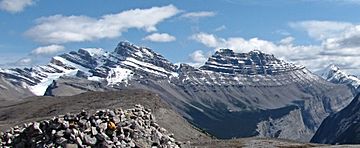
[0,41,354,142]
[319,64,360,94]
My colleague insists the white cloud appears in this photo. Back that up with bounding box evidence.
[279,36,295,45]
[322,26,360,49]
[191,32,360,75]
[289,20,353,40]
[274,29,291,36]
[180,11,216,20]
[291,20,360,53]
[191,33,221,47]
[143,33,176,42]
[2,44,65,67]
[31,44,65,55]
[214,25,226,32]
[187,50,212,67]
[190,50,207,63]
[191,32,298,56]
[16,57,32,65]
[25,5,180,44]
[0,0,34,13]
[2,57,34,67]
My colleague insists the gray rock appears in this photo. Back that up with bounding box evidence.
[63,121,70,129]
[109,110,116,117]
[99,123,107,132]
[66,143,78,148]
[84,134,97,146]
[56,137,67,145]
[112,116,120,124]
[75,137,83,146]
[72,129,79,137]
[91,127,98,136]
[79,119,87,126]
[129,141,136,147]
[56,130,65,138]
[32,122,42,134]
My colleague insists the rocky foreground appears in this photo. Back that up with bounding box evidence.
[0,104,180,147]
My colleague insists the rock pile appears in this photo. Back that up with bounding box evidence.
[0,104,180,147]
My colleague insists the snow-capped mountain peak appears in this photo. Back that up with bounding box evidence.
[1,41,186,96]
[321,64,339,77]
[115,41,155,58]
[320,64,360,92]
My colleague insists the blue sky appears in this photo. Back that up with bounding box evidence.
[1,0,360,74]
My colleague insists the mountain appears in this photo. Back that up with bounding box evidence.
[0,41,354,142]
[320,64,360,94]
[311,93,360,144]
[1,89,340,147]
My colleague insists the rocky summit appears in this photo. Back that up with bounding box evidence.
[0,41,354,142]
[200,49,301,75]
[0,104,180,147]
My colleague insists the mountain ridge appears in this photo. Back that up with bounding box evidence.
[0,41,354,142]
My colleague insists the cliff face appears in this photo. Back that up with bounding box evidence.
[311,94,360,144]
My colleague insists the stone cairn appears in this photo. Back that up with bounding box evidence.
[0,104,180,148]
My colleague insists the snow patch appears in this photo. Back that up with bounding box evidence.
[106,66,133,85]
[88,76,104,82]
[134,51,144,58]
[81,48,105,57]
[141,48,154,58]
[28,69,78,96]
[321,64,360,89]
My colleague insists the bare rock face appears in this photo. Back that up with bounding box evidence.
[0,41,354,142]
[0,105,181,147]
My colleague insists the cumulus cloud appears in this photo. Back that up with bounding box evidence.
[187,50,213,67]
[25,5,180,44]
[191,31,360,75]
[143,33,176,42]
[191,33,221,47]
[322,26,360,49]
[31,44,65,55]
[180,11,216,20]
[291,20,360,56]
[0,0,34,13]
[190,50,207,63]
